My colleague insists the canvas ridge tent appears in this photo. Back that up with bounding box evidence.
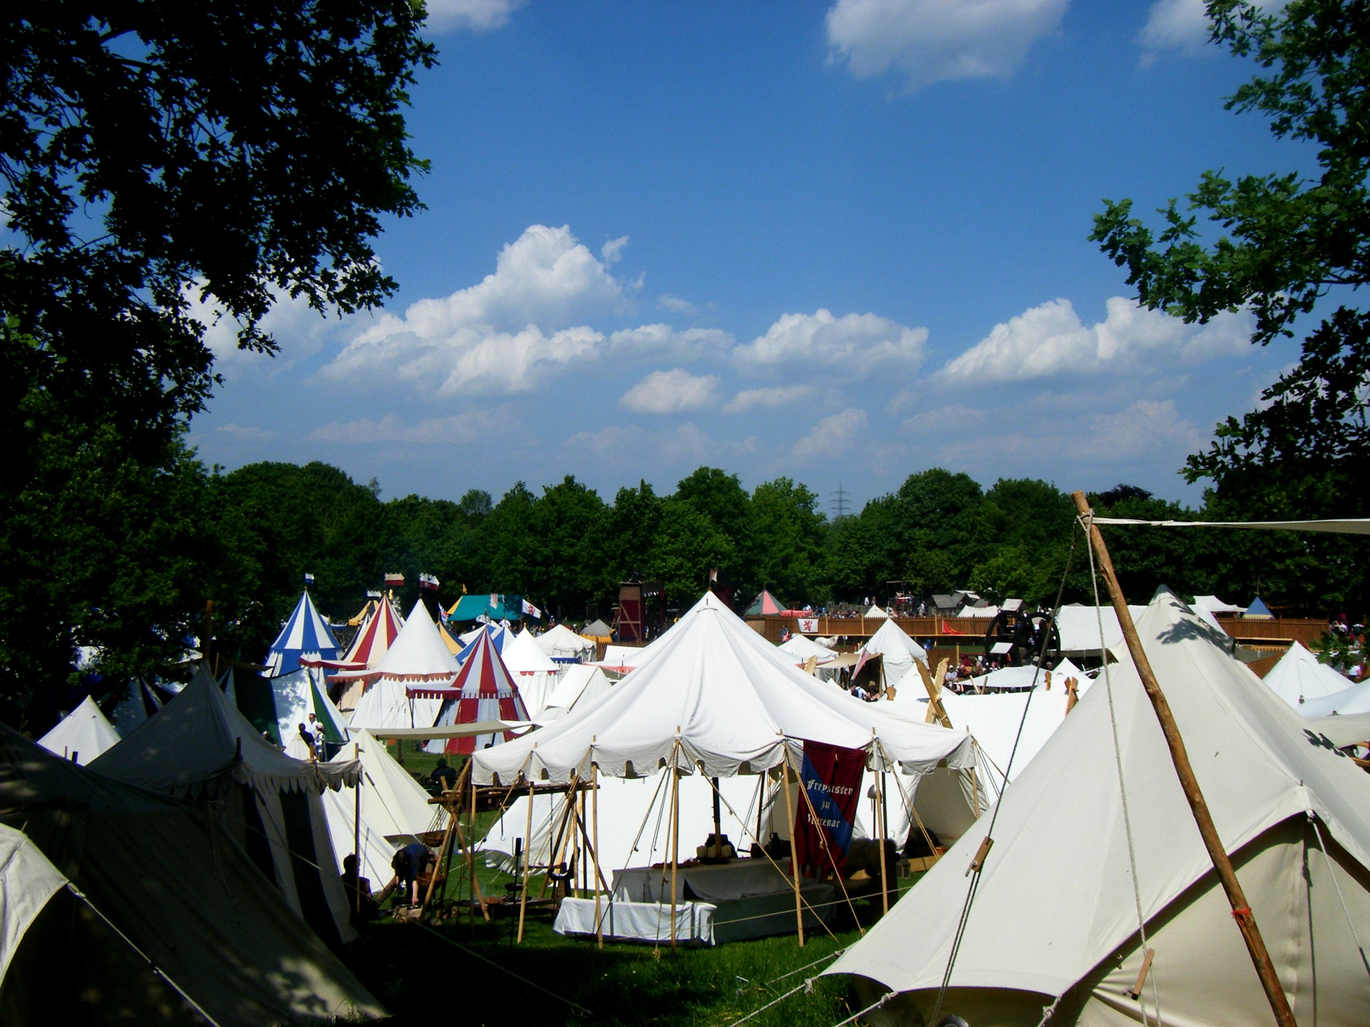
[824,588,1370,1024]
[0,725,385,1025]
[90,666,362,946]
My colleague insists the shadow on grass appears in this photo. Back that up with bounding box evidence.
[341,891,893,1026]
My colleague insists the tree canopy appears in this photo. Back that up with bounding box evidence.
[0,3,435,730]
[1091,1,1370,522]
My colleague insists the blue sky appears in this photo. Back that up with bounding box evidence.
[190,0,1304,515]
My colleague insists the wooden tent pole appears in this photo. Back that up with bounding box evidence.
[592,762,603,949]
[876,767,889,916]
[352,741,362,918]
[517,778,535,943]
[780,751,806,946]
[1071,491,1296,1027]
[669,740,681,949]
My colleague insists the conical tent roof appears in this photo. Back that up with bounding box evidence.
[536,622,596,662]
[340,595,404,667]
[777,633,837,665]
[1245,594,1274,618]
[456,621,508,658]
[263,588,340,677]
[500,628,560,719]
[36,695,120,765]
[426,630,530,755]
[745,589,785,616]
[471,591,974,785]
[345,600,452,730]
[824,589,1370,1023]
[1261,640,1353,710]
[861,617,927,674]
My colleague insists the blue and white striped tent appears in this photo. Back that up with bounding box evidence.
[263,589,341,677]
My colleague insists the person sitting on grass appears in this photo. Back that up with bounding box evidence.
[340,852,388,925]
[428,756,457,793]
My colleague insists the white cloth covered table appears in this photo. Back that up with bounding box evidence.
[554,896,716,945]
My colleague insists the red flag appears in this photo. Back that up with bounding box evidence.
[941,619,962,636]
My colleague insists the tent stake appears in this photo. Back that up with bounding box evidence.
[1071,491,1296,1027]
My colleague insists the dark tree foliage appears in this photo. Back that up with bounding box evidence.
[0,4,434,731]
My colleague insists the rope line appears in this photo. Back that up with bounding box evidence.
[1082,510,1161,1027]
[414,921,594,1017]
[927,524,1079,1023]
[1308,812,1370,977]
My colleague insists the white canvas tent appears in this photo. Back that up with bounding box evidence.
[472,591,980,908]
[90,667,362,946]
[1298,680,1370,718]
[1262,640,1356,711]
[859,617,928,685]
[321,728,443,888]
[534,663,613,724]
[535,622,596,663]
[500,627,561,720]
[824,589,1370,1024]
[343,599,451,730]
[1054,603,1147,658]
[479,772,767,876]
[472,591,974,786]
[36,695,120,765]
[0,725,385,1025]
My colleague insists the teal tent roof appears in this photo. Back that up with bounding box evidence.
[447,593,524,622]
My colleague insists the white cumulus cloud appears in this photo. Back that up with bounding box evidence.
[320,224,645,396]
[825,0,1068,91]
[734,309,927,373]
[1138,0,1282,62]
[792,408,868,461]
[424,0,525,34]
[724,385,814,414]
[1077,399,1206,458]
[620,369,720,414]
[937,297,1251,383]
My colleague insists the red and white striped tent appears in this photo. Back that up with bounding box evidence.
[306,595,404,673]
[414,630,529,755]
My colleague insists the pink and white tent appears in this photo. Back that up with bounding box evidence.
[419,630,530,754]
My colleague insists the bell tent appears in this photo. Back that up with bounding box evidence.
[823,589,1370,1024]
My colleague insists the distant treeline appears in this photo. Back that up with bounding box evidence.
[212,463,1359,639]
[8,455,1361,734]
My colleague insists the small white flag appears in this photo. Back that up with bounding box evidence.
[521,598,542,620]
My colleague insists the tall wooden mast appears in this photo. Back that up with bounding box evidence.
[1071,492,1296,1027]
